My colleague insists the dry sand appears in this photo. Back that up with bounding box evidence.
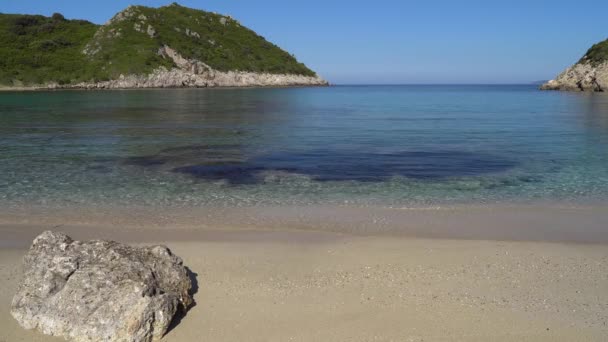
[1,205,608,341]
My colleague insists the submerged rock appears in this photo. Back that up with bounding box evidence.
[11,231,193,342]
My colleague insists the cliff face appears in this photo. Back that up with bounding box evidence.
[0,3,327,89]
[541,62,607,92]
[69,72,327,89]
[542,39,608,92]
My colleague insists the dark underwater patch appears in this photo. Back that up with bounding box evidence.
[124,145,518,185]
[122,144,245,168]
[172,164,268,184]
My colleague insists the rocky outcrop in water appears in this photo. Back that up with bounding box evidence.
[541,38,608,92]
[541,61,607,92]
[42,68,328,89]
[10,231,193,342]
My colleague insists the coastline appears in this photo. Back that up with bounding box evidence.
[0,81,330,92]
[0,56,329,91]
[540,61,608,92]
[2,214,607,341]
[2,202,608,244]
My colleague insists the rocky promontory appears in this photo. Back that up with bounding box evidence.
[541,38,608,92]
[45,45,327,90]
[0,3,328,89]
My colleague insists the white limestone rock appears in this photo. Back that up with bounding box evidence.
[541,61,607,92]
[11,231,193,342]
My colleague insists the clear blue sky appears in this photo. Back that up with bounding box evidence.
[2,0,607,84]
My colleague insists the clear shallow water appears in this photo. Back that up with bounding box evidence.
[1,85,607,207]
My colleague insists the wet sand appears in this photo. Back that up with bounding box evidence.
[2,203,608,243]
[1,204,608,341]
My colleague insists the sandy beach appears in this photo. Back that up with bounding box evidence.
[1,204,607,341]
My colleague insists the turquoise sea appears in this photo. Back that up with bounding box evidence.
[1,85,607,207]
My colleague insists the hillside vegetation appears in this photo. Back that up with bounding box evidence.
[0,13,100,85]
[579,38,608,66]
[0,3,316,86]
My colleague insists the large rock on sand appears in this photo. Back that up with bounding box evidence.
[10,231,193,342]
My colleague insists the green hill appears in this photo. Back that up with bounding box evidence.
[579,38,608,66]
[0,13,99,85]
[0,3,317,87]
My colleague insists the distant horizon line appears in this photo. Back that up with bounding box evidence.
[329,83,546,86]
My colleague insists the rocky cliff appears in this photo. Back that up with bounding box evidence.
[541,38,608,92]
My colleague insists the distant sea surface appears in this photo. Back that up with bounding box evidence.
[1,85,607,208]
